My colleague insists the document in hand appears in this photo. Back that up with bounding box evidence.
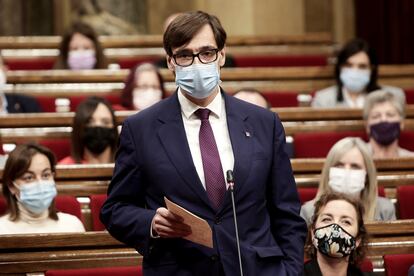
[164,197,213,248]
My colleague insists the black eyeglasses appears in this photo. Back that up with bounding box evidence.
[172,48,219,67]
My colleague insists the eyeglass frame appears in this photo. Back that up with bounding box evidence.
[172,48,220,67]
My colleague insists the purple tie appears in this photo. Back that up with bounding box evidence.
[195,108,226,210]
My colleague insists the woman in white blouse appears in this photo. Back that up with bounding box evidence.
[0,143,85,234]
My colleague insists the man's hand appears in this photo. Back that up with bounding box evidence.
[151,207,192,238]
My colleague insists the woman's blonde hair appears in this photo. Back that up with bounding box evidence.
[315,137,378,221]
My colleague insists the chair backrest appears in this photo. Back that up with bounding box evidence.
[397,185,414,219]
[0,197,7,216]
[90,194,108,231]
[264,91,299,107]
[293,131,367,158]
[39,139,72,162]
[298,187,317,205]
[359,259,374,273]
[383,254,414,276]
[233,55,328,67]
[45,266,142,276]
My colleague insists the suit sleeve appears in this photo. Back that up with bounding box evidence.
[100,119,156,256]
[267,113,307,276]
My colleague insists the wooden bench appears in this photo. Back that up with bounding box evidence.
[0,219,412,274]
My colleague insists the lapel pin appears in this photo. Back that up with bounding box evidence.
[245,131,251,137]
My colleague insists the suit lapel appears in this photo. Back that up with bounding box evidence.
[219,93,253,212]
[157,93,213,210]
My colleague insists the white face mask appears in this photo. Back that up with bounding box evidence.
[67,49,97,70]
[328,167,366,196]
[340,67,371,93]
[133,88,162,110]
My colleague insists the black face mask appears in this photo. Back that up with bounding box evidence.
[82,126,117,155]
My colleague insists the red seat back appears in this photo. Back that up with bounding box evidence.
[293,131,367,158]
[264,91,299,107]
[0,195,81,221]
[383,254,414,276]
[399,131,414,152]
[233,55,328,67]
[404,88,414,105]
[46,266,142,276]
[39,139,71,162]
[90,194,108,231]
[69,95,121,112]
[397,186,414,219]
[5,58,55,70]
[359,259,374,272]
[298,187,317,205]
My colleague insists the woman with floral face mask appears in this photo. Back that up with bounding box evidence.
[121,63,166,111]
[59,97,118,164]
[54,22,108,70]
[0,143,85,234]
[304,192,368,276]
[300,137,395,225]
[363,90,414,158]
[312,38,404,108]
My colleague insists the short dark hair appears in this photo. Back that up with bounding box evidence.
[71,96,118,163]
[2,143,58,221]
[335,38,380,102]
[163,11,227,57]
[54,21,107,69]
[305,192,368,265]
[121,63,166,109]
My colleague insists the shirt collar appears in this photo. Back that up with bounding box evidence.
[178,87,223,120]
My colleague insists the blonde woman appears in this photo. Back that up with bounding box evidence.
[300,137,395,225]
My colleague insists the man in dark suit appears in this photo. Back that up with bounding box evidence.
[101,11,306,276]
[0,52,41,113]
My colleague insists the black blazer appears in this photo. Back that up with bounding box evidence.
[5,94,41,113]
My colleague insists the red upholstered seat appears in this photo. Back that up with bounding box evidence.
[397,186,414,219]
[0,195,82,221]
[359,259,374,273]
[5,58,55,70]
[399,131,414,152]
[404,88,414,104]
[69,95,122,111]
[298,187,317,205]
[233,55,328,67]
[39,139,71,162]
[35,96,58,112]
[45,266,142,276]
[264,91,299,107]
[90,194,108,231]
[293,131,367,158]
[383,254,414,276]
[116,57,160,69]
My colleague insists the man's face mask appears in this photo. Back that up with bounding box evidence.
[16,180,57,214]
[68,49,97,70]
[175,62,220,99]
[312,223,357,258]
[340,67,371,93]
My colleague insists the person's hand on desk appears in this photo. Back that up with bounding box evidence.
[151,207,192,238]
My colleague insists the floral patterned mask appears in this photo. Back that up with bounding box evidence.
[312,223,357,258]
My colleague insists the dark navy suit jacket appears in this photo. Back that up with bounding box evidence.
[5,94,41,113]
[101,91,307,276]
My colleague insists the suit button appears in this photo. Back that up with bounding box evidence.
[210,254,219,262]
[214,217,222,225]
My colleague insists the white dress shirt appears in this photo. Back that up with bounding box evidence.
[177,88,234,189]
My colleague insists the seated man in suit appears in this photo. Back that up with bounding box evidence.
[0,51,41,113]
[101,11,306,276]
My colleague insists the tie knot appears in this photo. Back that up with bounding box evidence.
[195,108,211,120]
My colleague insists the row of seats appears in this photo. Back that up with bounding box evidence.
[2,183,414,232]
[42,253,414,276]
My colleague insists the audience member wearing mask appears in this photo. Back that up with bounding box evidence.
[300,137,395,225]
[0,143,85,234]
[312,38,404,108]
[59,97,118,164]
[304,192,368,276]
[121,63,166,111]
[233,88,271,109]
[0,51,41,113]
[54,22,108,70]
[363,90,414,158]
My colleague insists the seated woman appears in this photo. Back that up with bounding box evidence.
[301,137,395,225]
[364,90,414,158]
[121,63,166,110]
[59,97,118,164]
[304,192,368,276]
[312,38,404,108]
[0,143,85,234]
[54,21,108,70]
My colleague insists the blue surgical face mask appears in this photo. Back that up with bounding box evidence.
[340,67,371,93]
[175,62,220,99]
[17,180,57,214]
